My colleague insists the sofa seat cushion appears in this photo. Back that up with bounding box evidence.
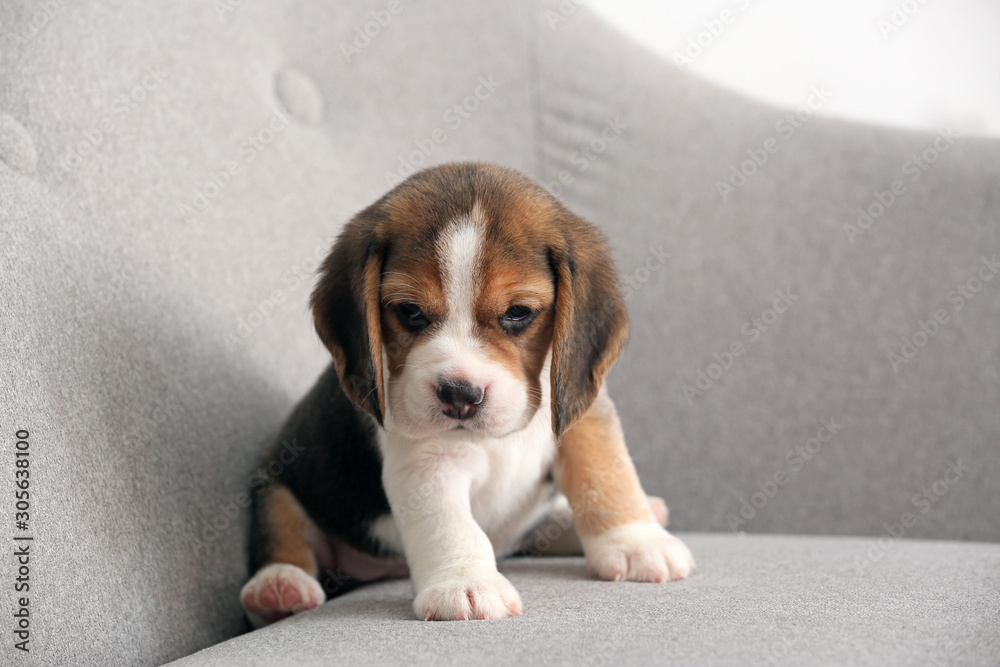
[168,533,1000,666]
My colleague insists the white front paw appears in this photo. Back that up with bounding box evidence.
[582,522,696,583]
[414,569,523,621]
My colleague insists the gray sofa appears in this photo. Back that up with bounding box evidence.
[1,1,998,665]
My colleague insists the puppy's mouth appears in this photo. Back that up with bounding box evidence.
[434,413,493,436]
[436,409,536,440]
[444,419,478,432]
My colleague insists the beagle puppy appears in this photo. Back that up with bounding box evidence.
[240,162,694,626]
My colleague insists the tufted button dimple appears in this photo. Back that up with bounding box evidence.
[0,113,38,175]
[275,67,324,125]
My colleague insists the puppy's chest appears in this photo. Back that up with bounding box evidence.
[469,427,558,534]
[376,419,558,552]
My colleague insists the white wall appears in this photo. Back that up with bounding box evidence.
[589,0,1000,138]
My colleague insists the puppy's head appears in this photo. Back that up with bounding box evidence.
[311,163,627,440]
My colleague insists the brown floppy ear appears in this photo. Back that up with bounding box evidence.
[549,216,629,437]
[310,213,387,424]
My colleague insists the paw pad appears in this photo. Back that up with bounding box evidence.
[241,563,326,628]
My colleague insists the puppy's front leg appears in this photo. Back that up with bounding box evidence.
[557,390,696,582]
[382,447,522,621]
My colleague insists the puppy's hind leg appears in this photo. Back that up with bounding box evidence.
[241,483,326,628]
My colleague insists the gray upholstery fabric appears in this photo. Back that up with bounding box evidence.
[534,8,1000,543]
[167,534,1000,667]
[0,0,997,665]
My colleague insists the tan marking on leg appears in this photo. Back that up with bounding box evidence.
[261,484,319,576]
[556,390,655,537]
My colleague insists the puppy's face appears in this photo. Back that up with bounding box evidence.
[312,163,628,440]
[379,203,555,439]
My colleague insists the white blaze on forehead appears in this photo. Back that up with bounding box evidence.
[436,202,485,342]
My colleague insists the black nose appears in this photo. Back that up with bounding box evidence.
[436,379,484,420]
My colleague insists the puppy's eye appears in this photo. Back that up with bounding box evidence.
[395,303,430,333]
[504,305,532,321]
[500,305,537,334]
